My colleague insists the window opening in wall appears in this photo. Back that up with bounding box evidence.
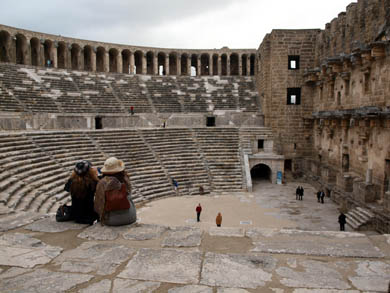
[258,139,264,149]
[95,117,103,130]
[288,55,300,70]
[364,72,370,94]
[206,117,215,127]
[287,88,301,105]
[294,143,297,150]
[284,159,292,171]
[384,159,390,193]
[345,80,350,96]
[342,154,349,172]
[337,91,341,105]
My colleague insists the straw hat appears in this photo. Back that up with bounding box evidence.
[101,157,125,174]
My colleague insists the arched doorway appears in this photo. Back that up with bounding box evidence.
[251,164,271,182]
[0,30,11,62]
[57,42,66,69]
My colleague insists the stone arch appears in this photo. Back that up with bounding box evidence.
[212,54,218,75]
[16,34,28,65]
[146,51,154,75]
[109,48,118,73]
[200,53,209,75]
[191,54,198,76]
[221,54,227,76]
[57,41,67,69]
[134,50,143,74]
[241,54,248,76]
[83,45,93,71]
[70,43,81,70]
[169,52,177,75]
[30,37,40,66]
[251,163,272,182]
[250,54,255,75]
[181,53,188,75]
[122,49,131,74]
[157,52,166,75]
[230,53,239,75]
[43,39,53,66]
[0,30,11,62]
[96,46,106,72]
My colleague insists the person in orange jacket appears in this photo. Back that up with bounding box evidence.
[216,212,222,227]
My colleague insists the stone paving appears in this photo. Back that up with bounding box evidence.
[0,182,389,292]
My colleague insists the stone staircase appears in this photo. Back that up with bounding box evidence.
[194,128,243,192]
[346,207,375,231]
[142,128,211,196]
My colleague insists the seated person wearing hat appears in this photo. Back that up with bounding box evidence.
[94,157,136,226]
[66,160,99,224]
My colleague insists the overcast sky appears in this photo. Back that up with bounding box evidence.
[1,0,355,49]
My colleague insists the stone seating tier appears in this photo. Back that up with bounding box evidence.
[0,63,260,114]
[0,128,272,213]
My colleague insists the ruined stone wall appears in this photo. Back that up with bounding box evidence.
[314,0,390,65]
[257,30,319,169]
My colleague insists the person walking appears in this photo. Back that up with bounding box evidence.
[216,212,222,227]
[196,203,202,222]
[296,186,300,200]
[172,178,178,191]
[338,212,347,231]
[317,190,321,203]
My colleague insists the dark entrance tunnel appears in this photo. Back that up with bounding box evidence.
[251,164,271,182]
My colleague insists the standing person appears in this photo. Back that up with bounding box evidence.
[338,212,347,231]
[216,212,222,227]
[94,157,136,226]
[62,160,99,224]
[196,203,202,222]
[299,186,304,200]
[296,186,300,200]
[320,190,325,204]
[172,178,178,191]
[317,190,321,203]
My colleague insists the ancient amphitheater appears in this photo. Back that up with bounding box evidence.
[0,1,389,292]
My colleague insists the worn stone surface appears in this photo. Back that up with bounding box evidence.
[217,288,251,293]
[292,290,360,293]
[0,269,93,293]
[0,233,62,268]
[276,260,350,289]
[200,252,275,289]
[0,204,13,215]
[55,241,134,275]
[77,224,127,240]
[112,279,161,292]
[25,216,88,233]
[122,224,168,241]
[79,279,112,293]
[208,227,245,237]
[162,227,202,247]
[168,285,213,293]
[0,211,46,232]
[348,260,390,292]
[249,229,384,258]
[118,248,202,284]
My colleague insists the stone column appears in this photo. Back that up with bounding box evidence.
[197,56,201,76]
[130,53,135,74]
[79,49,84,71]
[247,56,250,76]
[52,45,58,68]
[104,52,109,72]
[238,54,242,76]
[177,56,181,76]
[91,49,96,72]
[153,55,158,75]
[227,55,231,76]
[218,55,222,76]
[117,54,122,73]
[165,55,169,75]
[142,54,147,74]
[209,55,213,76]
[187,56,191,76]
[39,41,45,67]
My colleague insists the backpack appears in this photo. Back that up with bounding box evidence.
[55,204,73,222]
[104,183,130,212]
